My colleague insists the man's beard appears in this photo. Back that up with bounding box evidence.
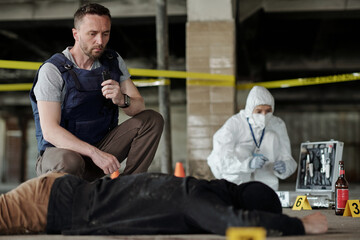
[80,43,105,60]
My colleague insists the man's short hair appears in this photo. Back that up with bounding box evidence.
[74,3,111,29]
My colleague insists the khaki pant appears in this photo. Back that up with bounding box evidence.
[36,109,164,181]
[0,172,65,234]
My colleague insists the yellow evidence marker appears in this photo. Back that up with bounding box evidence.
[343,200,360,217]
[292,196,312,210]
[226,227,266,240]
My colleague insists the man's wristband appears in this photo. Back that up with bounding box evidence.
[119,94,130,108]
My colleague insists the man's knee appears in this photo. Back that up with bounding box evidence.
[58,150,85,173]
[136,109,164,132]
[39,148,85,176]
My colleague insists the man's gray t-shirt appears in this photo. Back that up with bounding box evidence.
[34,47,131,102]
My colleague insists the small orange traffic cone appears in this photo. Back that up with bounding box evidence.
[110,169,120,179]
[174,162,185,178]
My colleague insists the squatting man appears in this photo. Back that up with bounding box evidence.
[30,3,164,182]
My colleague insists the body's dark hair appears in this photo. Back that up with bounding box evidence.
[74,3,111,28]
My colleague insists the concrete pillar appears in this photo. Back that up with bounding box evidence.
[186,0,236,179]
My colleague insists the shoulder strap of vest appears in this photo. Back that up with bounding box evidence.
[30,53,70,100]
[47,53,81,90]
[47,53,74,73]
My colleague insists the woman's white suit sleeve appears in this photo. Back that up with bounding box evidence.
[207,114,255,183]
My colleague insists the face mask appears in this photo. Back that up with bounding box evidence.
[251,113,273,129]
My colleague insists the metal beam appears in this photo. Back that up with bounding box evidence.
[0,0,186,21]
[156,0,172,174]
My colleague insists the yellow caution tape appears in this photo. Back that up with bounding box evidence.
[237,72,360,90]
[0,83,33,91]
[0,59,235,90]
[1,59,360,91]
[0,59,234,81]
[129,68,234,81]
[0,60,41,70]
[186,79,235,87]
[133,79,170,87]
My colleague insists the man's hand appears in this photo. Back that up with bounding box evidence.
[101,79,123,106]
[301,212,328,234]
[90,147,121,175]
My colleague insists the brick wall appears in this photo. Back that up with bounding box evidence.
[186,21,236,179]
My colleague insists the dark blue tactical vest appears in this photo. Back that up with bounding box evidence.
[30,49,122,153]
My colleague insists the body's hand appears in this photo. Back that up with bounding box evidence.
[101,79,123,106]
[90,147,121,175]
[301,212,328,234]
[249,154,268,169]
[274,160,286,174]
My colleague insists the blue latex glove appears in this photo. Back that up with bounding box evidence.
[274,160,286,174]
[249,154,268,169]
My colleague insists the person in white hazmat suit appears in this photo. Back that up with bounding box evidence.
[207,86,297,190]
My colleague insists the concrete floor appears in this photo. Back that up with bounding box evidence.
[0,187,359,240]
[0,208,359,240]
[1,149,360,240]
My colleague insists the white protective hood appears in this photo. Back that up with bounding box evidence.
[244,86,275,118]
